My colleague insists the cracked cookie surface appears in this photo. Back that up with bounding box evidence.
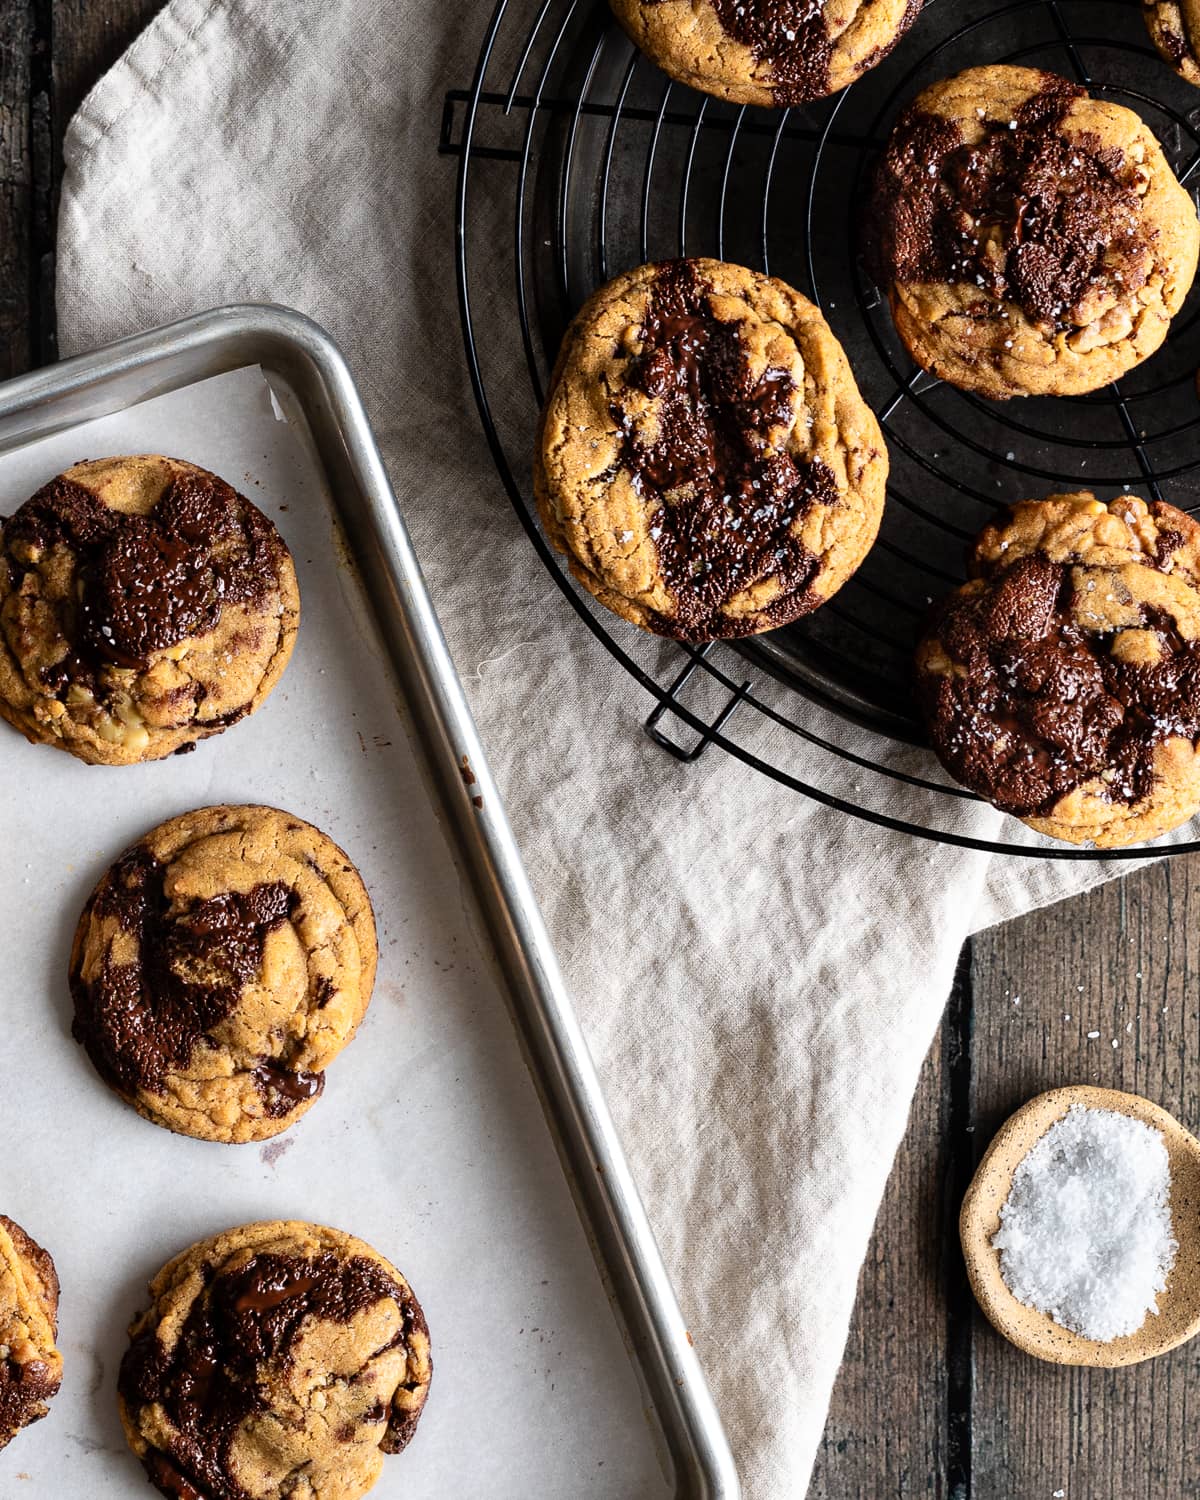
[917,492,1200,847]
[0,455,300,764]
[866,67,1200,398]
[70,804,378,1143]
[118,1220,431,1500]
[610,0,922,105]
[1145,0,1200,84]
[535,257,888,642]
[0,1214,62,1451]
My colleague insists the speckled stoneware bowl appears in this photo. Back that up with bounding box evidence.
[960,1085,1200,1367]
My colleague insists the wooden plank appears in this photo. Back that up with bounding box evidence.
[969,859,1200,1500]
[52,0,166,144]
[808,964,966,1500]
[0,3,34,378]
[42,0,165,361]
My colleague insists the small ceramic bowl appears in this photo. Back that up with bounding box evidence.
[960,1085,1200,1367]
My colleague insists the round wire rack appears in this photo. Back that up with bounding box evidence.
[449,0,1200,858]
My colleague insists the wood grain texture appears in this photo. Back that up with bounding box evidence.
[807,1028,949,1500]
[52,0,165,139]
[809,959,971,1500]
[39,1,166,362]
[969,859,1200,1500]
[814,856,1200,1500]
[0,4,34,377]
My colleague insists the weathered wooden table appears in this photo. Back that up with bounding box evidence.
[814,863,1200,1500]
[2,6,1196,1498]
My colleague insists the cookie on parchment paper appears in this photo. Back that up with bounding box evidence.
[118,1220,431,1500]
[0,455,299,764]
[0,1214,62,1451]
[70,804,378,1143]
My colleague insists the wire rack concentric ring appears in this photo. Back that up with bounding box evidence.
[449,0,1200,858]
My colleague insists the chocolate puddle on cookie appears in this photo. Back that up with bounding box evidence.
[921,553,1200,816]
[70,848,320,1114]
[1,471,284,700]
[614,260,831,640]
[120,1251,421,1500]
[867,72,1148,335]
[251,1058,325,1116]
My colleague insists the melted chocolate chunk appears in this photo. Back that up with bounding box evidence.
[252,1059,325,1116]
[868,73,1148,333]
[120,1251,423,1500]
[145,1454,206,1500]
[705,0,831,106]
[70,849,302,1100]
[1,469,284,696]
[0,1355,59,1446]
[1155,526,1186,569]
[617,261,831,639]
[920,553,1200,816]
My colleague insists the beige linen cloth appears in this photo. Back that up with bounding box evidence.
[54,2,1137,1493]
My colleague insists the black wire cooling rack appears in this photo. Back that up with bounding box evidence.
[445,0,1200,859]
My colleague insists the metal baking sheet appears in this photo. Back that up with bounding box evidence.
[0,307,737,1498]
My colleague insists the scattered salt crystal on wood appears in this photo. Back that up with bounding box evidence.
[992,1104,1177,1342]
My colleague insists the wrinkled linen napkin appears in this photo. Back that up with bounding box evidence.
[54,2,1134,1493]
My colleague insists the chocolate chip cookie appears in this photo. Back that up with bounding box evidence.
[917,492,1200,847]
[866,67,1200,398]
[118,1220,431,1500]
[0,1215,62,1451]
[70,805,378,1143]
[0,455,300,764]
[610,0,922,106]
[1145,0,1200,84]
[536,258,888,641]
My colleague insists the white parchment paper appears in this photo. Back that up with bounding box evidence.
[0,366,671,1497]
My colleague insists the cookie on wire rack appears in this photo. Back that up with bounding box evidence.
[866,66,1200,398]
[536,257,888,643]
[1144,0,1200,85]
[610,0,923,106]
[916,492,1200,848]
